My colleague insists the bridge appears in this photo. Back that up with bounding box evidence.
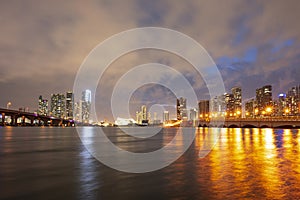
[198,117,300,128]
[0,108,75,127]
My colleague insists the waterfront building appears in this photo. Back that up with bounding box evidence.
[189,108,198,121]
[82,90,91,123]
[66,91,74,120]
[198,100,210,119]
[225,93,235,117]
[50,94,65,118]
[211,95,226,117]
[38,95,48,116]
[286,85,300,116]
[231,87,242,116]
[163,110,170,123]
[274,93,287,116]
[255,85,272,116]
[136,105,148,124]
[245,99,255,118]
[74,101,82,122]
[177,97,187,120]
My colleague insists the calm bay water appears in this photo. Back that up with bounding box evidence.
[1,127,300,200]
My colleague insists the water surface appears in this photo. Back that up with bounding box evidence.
[1,127,300,199]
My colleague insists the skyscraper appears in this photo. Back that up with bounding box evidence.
[136,105,148,124]
[66,91,74,120]
[245,99,255,118]
[177,97,187,120]
[163,110,169,123]
[189,108,198,120]
[231,86,242,115]
[287,85,300,116]
[38,95,48,116]
[198,100,210,119]
[50,94,65,118]
[256,85,272,115]
[224,93,235,116]
[82,90,91,123]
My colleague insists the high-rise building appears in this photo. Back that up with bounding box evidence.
[136,105,148,124]
[177,97,187,120]
[163,111,170,123]
[211,95,226,116]
[231,87,242,115]
[66,91,74,119]
[82,90,91,123]
[38,95,48,116]
[198,100,210,119]
[225,93,235,117]
[286,85,300,116]
[74,101,82,122]
[189,108,198,120]
[274,93,287,116]
[50,94,65,118]
[256,85,272,115]
[245,99,255,118]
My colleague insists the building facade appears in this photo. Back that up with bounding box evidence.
[255,85,272,116]
[50,94,65,118]
[177,97,187,120]
[81,90,91,123]
[38,95,48,116]
[66,91,74,120]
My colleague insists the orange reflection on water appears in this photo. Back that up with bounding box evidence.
[204,128,300,199]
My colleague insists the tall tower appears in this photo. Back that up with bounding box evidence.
[38,95,48,116]
[256,85,272,115]
[66,91,74,119]
[50,94,65,118]
[82,89,91,123]
[177,97,187,120]
[231,87,242,116]
[163,111,169,123]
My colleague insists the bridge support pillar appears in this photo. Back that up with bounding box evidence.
[1,113,5,125]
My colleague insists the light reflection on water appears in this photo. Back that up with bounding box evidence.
[0,127,300,199]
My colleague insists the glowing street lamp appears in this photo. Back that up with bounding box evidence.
[6,102,12,109]
[285,108,290,116]
[266,107,272,113]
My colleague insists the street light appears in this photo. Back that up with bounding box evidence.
[266,107,272,113]
[285,108,290,117]
[7,102,12,109]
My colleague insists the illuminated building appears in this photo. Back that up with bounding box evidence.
[231,87,242,115]
[163,110,169,123]
[225,93,235,117]
[189,108,198,120]
[66,91,74,119]
[114,117,135,126]
[177,97,187,120]
[211,95,226,117]
[74,101,82,122]
[50,94,65,118]
[136,105,148,124]
[38,95,48,116]
[286,85,300,116]
[245,99,255,118]
[256,85,272,115]
[273,93,287,116]
[82,90,91,123]
[198,100,210,119]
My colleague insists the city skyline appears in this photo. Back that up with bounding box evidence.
[0,1,300,121]
[6,82,297,123]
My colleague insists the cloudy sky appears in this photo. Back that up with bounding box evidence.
[0,0,299,121]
